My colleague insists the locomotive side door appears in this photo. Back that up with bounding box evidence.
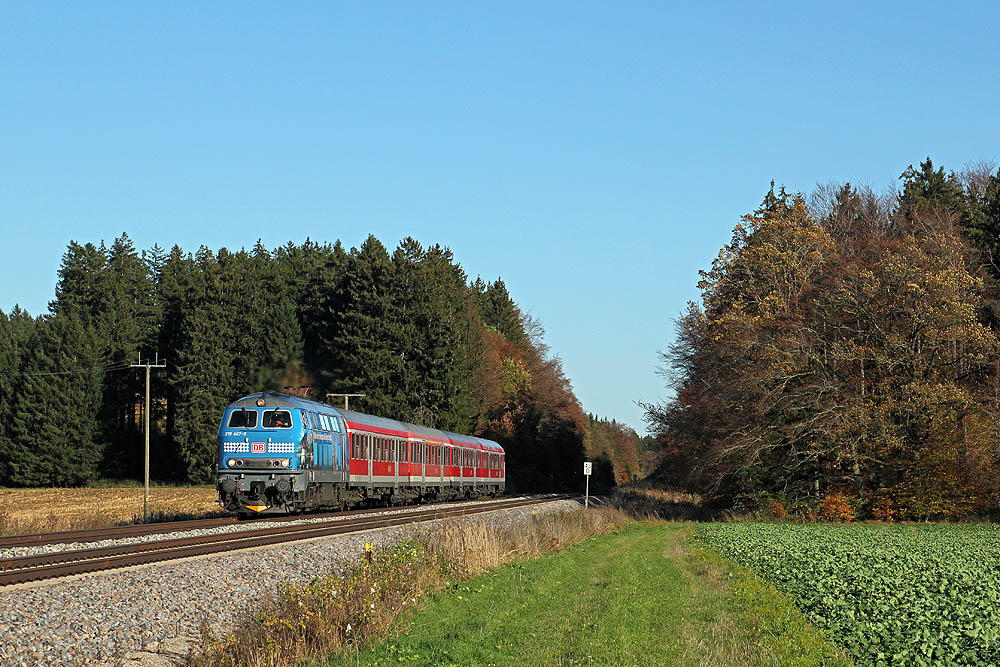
[335,417,347,475]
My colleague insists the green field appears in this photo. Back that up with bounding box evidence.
[698,523,1000,666]
[325,523,847,667]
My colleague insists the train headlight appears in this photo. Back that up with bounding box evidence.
[227,458,236,467]
[281,459,290,468]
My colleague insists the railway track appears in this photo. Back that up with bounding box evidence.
[0,495,568,586]
[0,496,532,548]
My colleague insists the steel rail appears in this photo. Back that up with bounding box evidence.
[0,495,525,548]
[0,496,568,586]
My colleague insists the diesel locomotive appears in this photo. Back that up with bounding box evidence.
[215,391,506,516]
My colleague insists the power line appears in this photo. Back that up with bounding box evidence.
[0,361,133,377]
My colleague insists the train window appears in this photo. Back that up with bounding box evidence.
[326,415,340,432]
[228,409,257,428]
[262,410,292,428]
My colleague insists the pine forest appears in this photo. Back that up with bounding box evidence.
[0,235,641,490]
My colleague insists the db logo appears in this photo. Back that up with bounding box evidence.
[251,442,266,453]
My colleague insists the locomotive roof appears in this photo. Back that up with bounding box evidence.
[228,392,504,453]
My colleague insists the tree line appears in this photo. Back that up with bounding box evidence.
[647,158,1000,519]
[0,234,636,489]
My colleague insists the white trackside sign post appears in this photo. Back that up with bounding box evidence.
[583,461,592,508]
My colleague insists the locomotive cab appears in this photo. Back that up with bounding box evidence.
[216,396,307,515]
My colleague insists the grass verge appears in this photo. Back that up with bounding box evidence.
[323,522,849,667]
[193,507,630,666]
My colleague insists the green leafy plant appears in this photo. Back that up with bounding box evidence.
[700,522,1000,666]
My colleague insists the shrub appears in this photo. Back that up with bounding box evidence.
[768,500,788,520]
[870,497,896,522]
[819,492,855,523]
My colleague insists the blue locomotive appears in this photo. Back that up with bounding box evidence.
[216,391,506,515]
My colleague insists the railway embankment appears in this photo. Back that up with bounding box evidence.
[0,496,577,666]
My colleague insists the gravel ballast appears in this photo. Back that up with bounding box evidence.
[0,498,580,666]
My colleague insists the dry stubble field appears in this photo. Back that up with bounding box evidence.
[0,486,222,535]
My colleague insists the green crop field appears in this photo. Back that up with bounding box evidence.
[698,523,1000,666]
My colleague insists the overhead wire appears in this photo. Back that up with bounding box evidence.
[0,361,136,377]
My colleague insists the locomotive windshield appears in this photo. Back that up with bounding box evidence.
[228,409,258,428]
[262,410,293,428]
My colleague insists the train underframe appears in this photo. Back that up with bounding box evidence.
[216,469,504,517]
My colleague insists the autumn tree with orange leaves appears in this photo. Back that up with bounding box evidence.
[648,166,1000,519]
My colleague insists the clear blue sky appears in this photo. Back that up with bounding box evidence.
[2,1,998,434]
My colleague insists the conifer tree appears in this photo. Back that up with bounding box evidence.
[98,234,158,477]
[152,245,194,478]
[323,235,403,418]
[5,313,105,486]
[899,158,969,225]
[0,307,37,484]
[294,239,348,390]
[170,247,236,482]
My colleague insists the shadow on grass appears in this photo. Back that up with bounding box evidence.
[608,483,710,521]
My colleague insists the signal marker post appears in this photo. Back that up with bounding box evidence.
[132,352,166,524]
[583,461,592,508]
[326,393,366,410]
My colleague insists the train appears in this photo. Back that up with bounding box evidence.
[215,391,506,516]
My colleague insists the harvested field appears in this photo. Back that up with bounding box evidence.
[0,486,222,535]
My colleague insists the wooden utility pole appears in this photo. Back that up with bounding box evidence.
[132,352,166,523]
[326,393,365,410]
